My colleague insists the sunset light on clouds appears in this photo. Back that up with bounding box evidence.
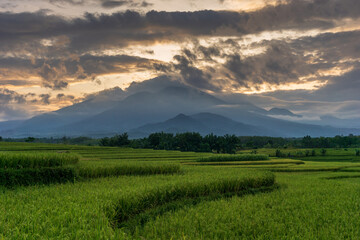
[0,0,360,124]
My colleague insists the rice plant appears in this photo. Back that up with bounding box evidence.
[107,171,275,228]
[0,167,76,187]
[0,152,79,169]
[197,154,269,162]
[77,163,182,179]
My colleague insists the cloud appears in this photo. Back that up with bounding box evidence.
[101,0,128,8]
[0,88,26,104]
[39,94,51,104]
[154,29,360,93]
[1,0,360,121]
[101,0,152,8]
[0,0,358,91]
[0,54,159,89]
[47,0,153,8]
[1,0,360,56]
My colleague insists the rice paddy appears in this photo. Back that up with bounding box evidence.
[1,142,360,239]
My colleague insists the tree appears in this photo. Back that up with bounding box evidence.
[311,149,316,156]
[25,137,35,142]
[175,132,202,152]
[114,133,130,146]
[321,149,327,156]
[0,136,2,142]
[203,133,220,153]
[221,134,238,154]
[302,135,313,148]
[275,149,282,158]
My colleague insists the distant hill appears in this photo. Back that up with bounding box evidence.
[1,76,359,138]
[267,108,302,118]
[129,112,275,138]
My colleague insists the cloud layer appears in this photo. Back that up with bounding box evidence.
[0,0,359,122]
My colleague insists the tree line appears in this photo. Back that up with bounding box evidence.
[2,133,360,153]
[99,133,360,153]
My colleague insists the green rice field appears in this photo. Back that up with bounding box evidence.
[1,142,360,239]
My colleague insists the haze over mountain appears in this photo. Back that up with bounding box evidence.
[1,77,359,138]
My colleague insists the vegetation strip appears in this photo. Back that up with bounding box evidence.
[0,167,77,187]
[185,159,304,166]
[197,154,269,162]
[268,167,342,172]
[119,185,277,233]
[77,164,181,179]
[325,175,360,180]
[107,172,275,230]
[0,152,79,169]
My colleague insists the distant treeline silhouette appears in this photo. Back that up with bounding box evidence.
[99,133,360,153]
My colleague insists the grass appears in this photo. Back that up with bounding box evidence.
[77,163,182,179]
[185,159,304,166]
[2,143,360,239]
[107,171,275,231]
[133,172,360,239]
[0,167,76,187]
[0,152,79,169]
[197,154,269,162]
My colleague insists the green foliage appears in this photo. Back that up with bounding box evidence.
[321,149,327,156]
[356,149,360,156]
[25,137,35,143]
[197,154,269,162]
[0,167,76,187]
[311,149,316,156]
[275,149,281,157]
[0,152,79,169]
[100,133,130,147]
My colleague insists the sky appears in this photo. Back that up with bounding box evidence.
[0,0,360,122]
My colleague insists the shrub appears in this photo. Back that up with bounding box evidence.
[356,150,360,156]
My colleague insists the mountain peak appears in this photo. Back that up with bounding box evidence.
[268,108,302,118]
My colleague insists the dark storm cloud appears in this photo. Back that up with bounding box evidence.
[101,0,128,8]
[101,0,152,8]
[157,29,360,91]
[1,0,360,104]
[0,80,34,86]
[0,54,158,89]
[39,94,51,104]
[56,93,75,100]
[2,0,360,55]
[48,0,85,5]
[0,88,29,104]
[47,0,153,8]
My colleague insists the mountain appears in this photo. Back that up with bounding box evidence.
[0,120,25,136]
[54,86,226,136]
[2,77,359,138]
[267,108,302,118]
[4,87,126,137]
[130,112,272,138]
